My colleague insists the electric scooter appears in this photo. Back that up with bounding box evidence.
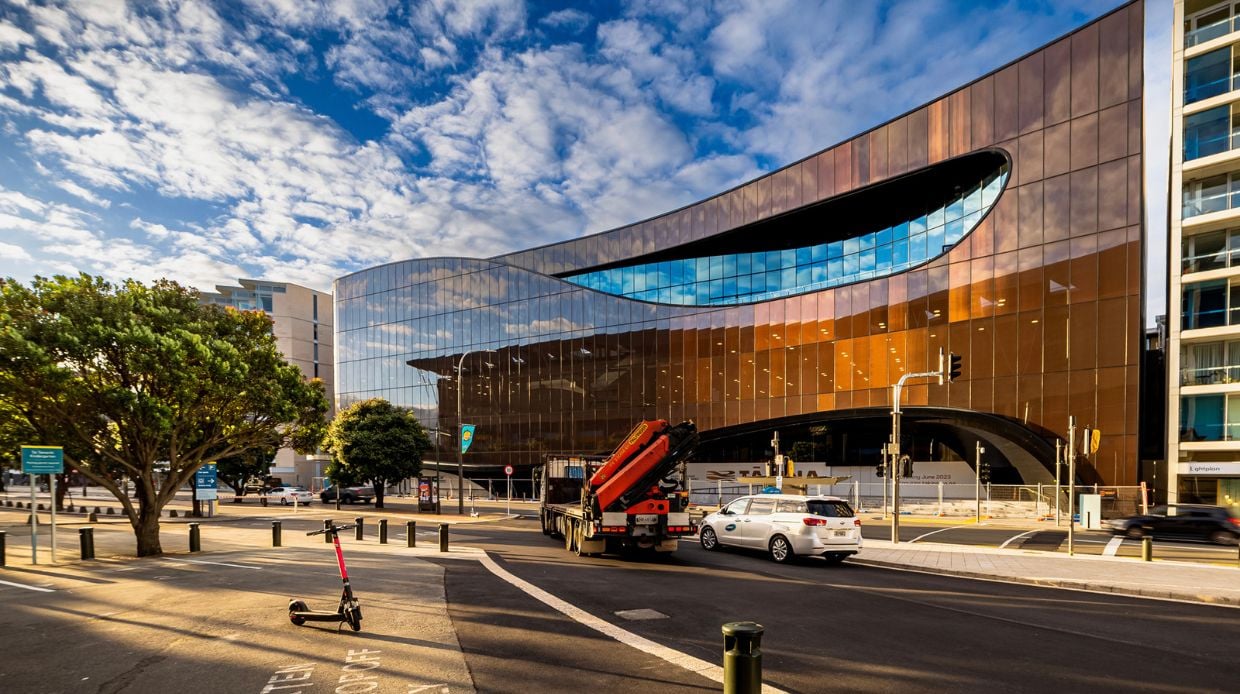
[289,523,363,632]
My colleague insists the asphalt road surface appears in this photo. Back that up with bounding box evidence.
[3,513,1238,693]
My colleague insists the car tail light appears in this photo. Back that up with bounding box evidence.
[803,517,828,526]
[854,518,862,527]
[1230,517,1240,527]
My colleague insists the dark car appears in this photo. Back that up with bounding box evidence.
[1108,504,1240,545]
[320,485,375,504]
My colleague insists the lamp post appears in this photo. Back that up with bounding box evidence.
[456,349,496,514]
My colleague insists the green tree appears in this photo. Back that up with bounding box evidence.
[0,275,329,556]
[788,441,816,464]
[324,398,429,509]
[215,432,280,501]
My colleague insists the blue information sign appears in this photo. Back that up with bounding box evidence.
[194,464,218,489]
[21,445,64,474]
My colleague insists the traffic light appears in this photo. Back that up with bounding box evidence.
[900,455,913,478]
[948,352,962,382]
[978,460,991,484]
[876,460,886,478]
[785,458,795,476]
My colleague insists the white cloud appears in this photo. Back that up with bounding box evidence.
[0,241,33,261]
[539,9,591,34]
[54,178,112,207]
[0,21,36,52]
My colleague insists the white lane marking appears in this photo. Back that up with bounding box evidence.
[477,554,789,694]
[0,578,55,593]
[1102,536,1125,557]
[909,526,971,543]
[998,530,1040,550]
[162,558,262,570]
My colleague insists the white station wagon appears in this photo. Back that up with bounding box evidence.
[698,494,862,564]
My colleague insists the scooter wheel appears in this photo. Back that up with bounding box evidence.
[289,600,308,626]
[347,613,361,632]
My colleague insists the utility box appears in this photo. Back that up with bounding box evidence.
[1079,494,1103,530]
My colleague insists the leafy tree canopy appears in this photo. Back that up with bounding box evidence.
[0,274,329,555]
[215,431,281,499]
[324,398,429,508]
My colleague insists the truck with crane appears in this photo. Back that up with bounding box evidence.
[539,420,699,556]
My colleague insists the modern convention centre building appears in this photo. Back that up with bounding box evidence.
[334,2,1147,495]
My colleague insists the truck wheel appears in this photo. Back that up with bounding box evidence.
[768,535,794,563]
[565,521,575,552]
[573,525,585,556]
[699,526,719,551]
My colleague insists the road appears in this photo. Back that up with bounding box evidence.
[2,512,1238,693]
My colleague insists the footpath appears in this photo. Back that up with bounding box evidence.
[854,537,1240,607]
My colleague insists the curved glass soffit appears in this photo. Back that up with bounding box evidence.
[561,150,1010,306]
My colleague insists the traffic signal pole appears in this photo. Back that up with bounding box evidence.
[975,441,983,523]
[889,348,955,544]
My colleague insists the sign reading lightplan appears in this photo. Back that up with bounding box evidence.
[1179,462,1240,476]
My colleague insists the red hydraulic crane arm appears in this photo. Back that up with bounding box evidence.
[589,420,668,489]
[593,434,671,512]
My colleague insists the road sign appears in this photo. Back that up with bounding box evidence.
[195,463,218,501]
[1090,429,1101,454]
[504,465,514,476]
[21,445,64,474]
[461,424,476,453]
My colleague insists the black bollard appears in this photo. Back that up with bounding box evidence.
[78,527,95,560]
[379,519,388,544]
[323,519,333,543]
[438,523,449,552]
[355,517,364,541]
[106,507,115,515]
[722,622,764,694]
[0,530,5,567]
[88,512,97,523]
[1142,537,1152,562]
[188,522,201,552]
[407,520,416,548]
[170,509,178,518]
[272,520,282,547]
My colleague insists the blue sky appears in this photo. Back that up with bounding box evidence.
[0,0,1169,322]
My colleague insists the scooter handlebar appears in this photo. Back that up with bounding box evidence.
[306,524,357,536]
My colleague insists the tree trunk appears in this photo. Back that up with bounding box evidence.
[225,479,245,502]
[373,482,384,509]
[54,473,69,511]
[133,507,163,556]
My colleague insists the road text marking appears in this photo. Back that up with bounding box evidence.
[261,662,315,693]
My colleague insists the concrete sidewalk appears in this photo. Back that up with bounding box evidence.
[854,539,1240,607]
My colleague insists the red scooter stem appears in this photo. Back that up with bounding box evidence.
[333,533,349,581]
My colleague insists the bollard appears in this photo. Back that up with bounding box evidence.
[188,522,201,552]
[0,530,5,567]
[438,523,449,552]
[107,507,115,515]
[79,527,95,560]
[94,506,101,514]
[355,517,364,541]
[88,512,97,523]
[407,520,416,548]
[272,520,282,547]
[722,622,764,694]
[170,509,178,518]
[261,496,268,507]
[1142,537,1152,562]
[379,519,388,544]
[324,519,333,543]
[37,503,44,511]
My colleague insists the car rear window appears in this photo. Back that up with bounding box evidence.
[776,500,808,513]
[808,500,854,518]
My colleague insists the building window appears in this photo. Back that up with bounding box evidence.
[1179,393,1240,441]
[1183,228,1240,272]
[1182,173,1239,219]
[1185,2,1238,48]
[1181,340,1240,385]
[1185,47,1233,104]
[1184,105,1231,161]
[313,294,318,322]
[564,162,1007,306]
[1182,279,1237,329]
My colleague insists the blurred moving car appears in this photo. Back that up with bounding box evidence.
[320,484,375,504]
[267,486,314,505]
[1108,504,1240,545]
[697,493,861,564]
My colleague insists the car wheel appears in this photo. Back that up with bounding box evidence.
[1124,525,1145,539]
[768,535,794,563]
[280,497,289,506]
[700,526,719,551]
[1210,530,1238,546]
[344,495,354,504]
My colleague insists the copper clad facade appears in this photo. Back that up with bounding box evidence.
[335,1,1144,485]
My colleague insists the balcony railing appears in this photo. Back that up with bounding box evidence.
[1180,422,1240,442]
[1181,363,1240,386]
[1186,16,1240,48]
[1184,130,1240,162]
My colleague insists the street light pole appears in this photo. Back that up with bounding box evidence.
[456,349,495,514]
